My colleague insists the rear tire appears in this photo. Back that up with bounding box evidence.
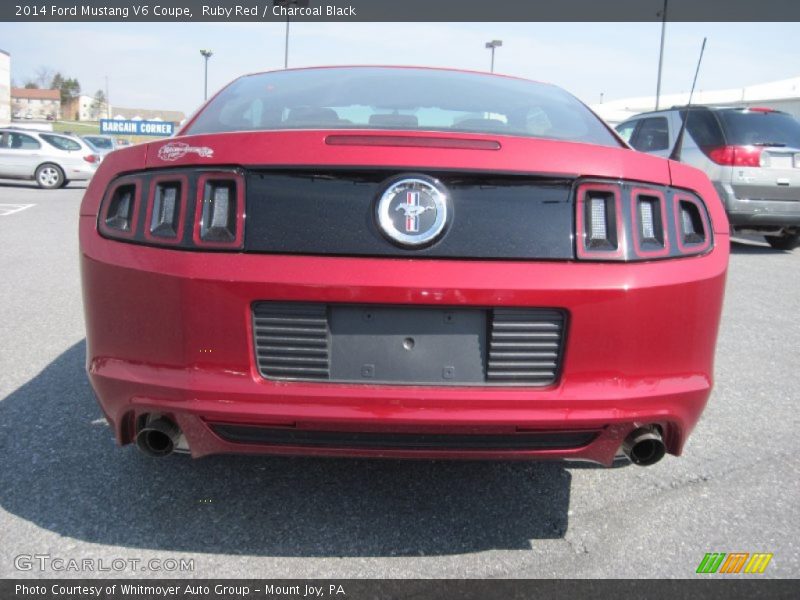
[35,164,65,189]
[766,233,800,251]
[60,179,70,188]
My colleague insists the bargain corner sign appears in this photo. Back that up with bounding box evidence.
[100,119,175,136]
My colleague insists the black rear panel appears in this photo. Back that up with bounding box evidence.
[244,169,575,259]
[209,424,598,451]
[252,302,567,387]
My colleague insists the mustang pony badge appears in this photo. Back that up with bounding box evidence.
[157,142,215,162]
[376,176,449,248]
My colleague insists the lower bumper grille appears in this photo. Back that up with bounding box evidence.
[252,302,566,386]
[210,424,596,451]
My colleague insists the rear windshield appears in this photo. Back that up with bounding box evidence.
[85,136,114,149]
[41,134,82,151]
[184,67,620,147]
[717,110,800,148]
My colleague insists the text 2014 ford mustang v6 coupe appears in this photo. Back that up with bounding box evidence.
[80,67,728,466]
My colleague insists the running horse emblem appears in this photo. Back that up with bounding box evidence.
[395,191,435,232]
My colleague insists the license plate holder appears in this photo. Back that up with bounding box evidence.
[329,306,486,384]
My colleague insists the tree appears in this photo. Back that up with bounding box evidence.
[90,89,107,120]
[54,77,81,105]
[33,66,55,89]
[23,81,39,89]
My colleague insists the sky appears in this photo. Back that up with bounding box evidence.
[0,21,796,117]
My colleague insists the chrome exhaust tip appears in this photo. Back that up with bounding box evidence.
[622,426,666,466]
[136,417,181,457]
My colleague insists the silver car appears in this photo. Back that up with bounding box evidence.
[82,134,117,157]
[616,106,800,250]
[0,128,100,189]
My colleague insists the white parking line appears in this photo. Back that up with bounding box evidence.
[0,204,35,216]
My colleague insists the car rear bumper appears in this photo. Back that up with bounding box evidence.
[715,182,800,228]
[80,217,728,465]
[64,165,97,181]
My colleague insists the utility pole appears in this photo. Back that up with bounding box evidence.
[284,17,290,69]
[274,1,309,69]
[200,49,213,101]
[105,75,110,118]
[655,0,668,110]
[485,40,502,73]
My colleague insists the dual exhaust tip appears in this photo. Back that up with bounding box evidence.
[136,417,181,457]
[136,417,666,466]
[622,426,666,466]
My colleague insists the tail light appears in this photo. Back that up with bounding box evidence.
[631,188,669,258]
[576,180,711,261]
[84,154,99,163]
[99,181,139,239]
[674,194,711,254]
[193,173,244,248]
[144,175,189,244]
[98,170,244,250]
[575,183,624,259]
[704,145,763,167]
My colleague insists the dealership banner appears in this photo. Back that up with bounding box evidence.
[100,119,176,136]
[3,579,798,599]
[3,0,800,22]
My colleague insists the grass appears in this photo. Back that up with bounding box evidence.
[53,121,101,135]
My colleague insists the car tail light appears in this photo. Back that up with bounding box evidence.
[144,175,189,243]
[705,145,763,167]
[575,180,712,261]
[193,173,244,248]
[98,170,244,250]
[84,154,99,163]
[575,183,624,260]
[674,193,711,254]
[631,188,669,258]
[99,181,139,238]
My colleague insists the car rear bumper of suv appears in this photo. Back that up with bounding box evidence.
[80,218,728,466]
[715,182,800,228]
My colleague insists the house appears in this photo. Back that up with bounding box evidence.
[10,87,60,120]
[111,106,185,123]
[62,94,108,122]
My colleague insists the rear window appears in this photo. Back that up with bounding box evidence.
[85,136,113,149]
[717,109,800,148]
[630,117,669,152]
[185,67,620,147]
[41,134,82,151]
[680,109,725,148]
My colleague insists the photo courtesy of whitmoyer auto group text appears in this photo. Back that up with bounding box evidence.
[0,1,798,598]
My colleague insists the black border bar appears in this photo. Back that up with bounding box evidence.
[3,0,800,22]
[3,579,799,599]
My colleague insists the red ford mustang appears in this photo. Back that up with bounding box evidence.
[80,66,728,466]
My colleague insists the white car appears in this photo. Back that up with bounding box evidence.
[0,128,100,188]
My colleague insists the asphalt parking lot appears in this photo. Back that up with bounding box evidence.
[0,181,797,579]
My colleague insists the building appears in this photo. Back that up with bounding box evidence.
[111,106,185,123]
[62,94,108,122]
[11,87,61,120]
[592,75,800,125]
[0,50,10,126]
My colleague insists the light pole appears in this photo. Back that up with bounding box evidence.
[274,1,309,69]
[655,0,668,110]
[200,49,213,101]
[485,40,502,73]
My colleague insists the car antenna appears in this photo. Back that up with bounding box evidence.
[669,37,707,162]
